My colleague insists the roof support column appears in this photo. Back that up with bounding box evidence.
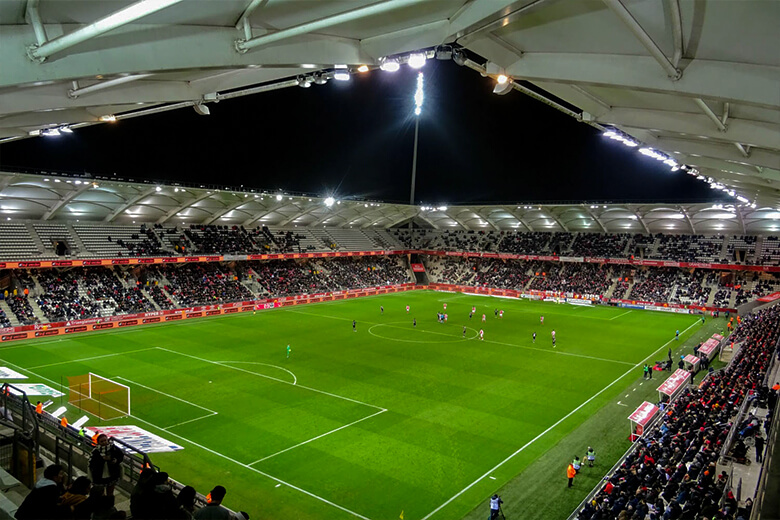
[667,0,684,67]
[25,0,47,46]
[602,0,681,79]
[235,0,426,53]
[27,0,185,63]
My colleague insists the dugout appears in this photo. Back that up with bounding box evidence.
[628,401,659,441]
[658,369,691,402]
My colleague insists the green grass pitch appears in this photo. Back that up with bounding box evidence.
[0,291,723,520]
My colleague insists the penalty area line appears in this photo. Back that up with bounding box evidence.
[420,318,701,520]
[249,408,387,465]
[126,413,374,520]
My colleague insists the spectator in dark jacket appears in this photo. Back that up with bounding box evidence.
[89,434,125,496]
[15,464,66,519]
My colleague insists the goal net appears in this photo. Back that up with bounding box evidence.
[67,373,130,420]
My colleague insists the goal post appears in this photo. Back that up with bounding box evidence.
[67,373,130,420]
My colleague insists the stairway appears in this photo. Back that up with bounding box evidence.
[65,223,88,256]
[24,222,47,255]
[0,300,20,326]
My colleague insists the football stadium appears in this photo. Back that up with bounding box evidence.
[1,2,779,520]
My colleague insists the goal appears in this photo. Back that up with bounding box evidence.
[67,373,130,420]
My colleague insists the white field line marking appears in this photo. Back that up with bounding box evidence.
[0,357,374,520]
[292,310,634,366]
[249,408,387,465]
[217,361,298,385]
[156,347,385,411]
[27,347,156,369]
[420,319,700,520]
[115,377,217,414]
[484,338,635,366]
[162,412,218,430]
[610,310,633,320]
[126,413,374,520]
[367,323,479,344]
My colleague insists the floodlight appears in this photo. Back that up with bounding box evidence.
[313,73,328,85]
[155,186,162,192]
[380,58,400,72]
[60,127,73,133]
[193,104,210,116]
[493,80,513,95]
[296,76,312,88]
[408,53,427,69]
[276,194,283,201]
[452,48,467,66]
[99,115,116,122]
[324,197,335,207]
[435,45,452,60]
[413,72,424,116]
[42,128,61,137]
[357,65,369,73]
[333,71,350,81]
[496,74,508,84]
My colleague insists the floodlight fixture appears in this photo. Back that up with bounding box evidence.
[380,57,400,72]
[496,74,508,84]
[296,75,312,88]
[313,73,328,85]
[333,71,350,81]
[413,72,424,116]
[493,80,513,95]
[357,65,369,73]
[276,194,283,201]
[155,186,162,192]
[408,52,427,69]
[60,127,73,133]
[324,197,335,207]
[42,128,61,137]
[452,48,467,66]
[99,114,116,122]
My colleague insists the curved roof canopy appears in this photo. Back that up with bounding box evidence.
[0,0,778,206]
[2,171,779,234]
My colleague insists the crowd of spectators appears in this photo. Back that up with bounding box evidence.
[35,270,102,321]
[313,257,409,290]
[472,259,532,289]
[577,306,779,520]
[570,233,630,258]
[649,235,724,263]
[757,236,780,266]
[497,232,552,255]
[184,225,259,255]
[15,460,246,520]
[149,264,254,307]
[671,270,712,306]
[6,296,39,325]
[625,268,682,302]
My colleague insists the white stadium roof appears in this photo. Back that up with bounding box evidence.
[2,170,779,234]
[1,0,778,206]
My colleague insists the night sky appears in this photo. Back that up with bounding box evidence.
[0,59,723,205]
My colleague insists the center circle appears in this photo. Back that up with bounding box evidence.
[368,322,479,343]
